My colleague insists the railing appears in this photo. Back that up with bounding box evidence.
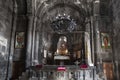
[16,65,106,80]
[27,65,95,80]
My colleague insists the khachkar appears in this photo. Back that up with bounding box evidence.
[54,36,70,65]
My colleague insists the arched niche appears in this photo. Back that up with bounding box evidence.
[33,1,91,65]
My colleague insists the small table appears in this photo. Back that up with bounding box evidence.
[54,55,70,65]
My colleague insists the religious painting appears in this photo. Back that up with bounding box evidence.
[15,32,25,48]
[101,33,111,49]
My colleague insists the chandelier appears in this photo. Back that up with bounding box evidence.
[51,14,76,34]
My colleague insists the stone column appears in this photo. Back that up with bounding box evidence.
[26,15,34,68]
[93,0,101,70]
[8,14,17,80]
[34,29,40,65]
[31,17,39,65]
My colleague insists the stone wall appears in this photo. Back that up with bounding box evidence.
[11,0,28,79]
[112,0,120,61]
[112,0,120,79]
[0,0,13,80]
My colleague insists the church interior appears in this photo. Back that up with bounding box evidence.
[0,0,120,80]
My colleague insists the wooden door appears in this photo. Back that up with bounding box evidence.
[103,62,114,80]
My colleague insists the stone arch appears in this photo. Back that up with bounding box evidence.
[35,1,88,31]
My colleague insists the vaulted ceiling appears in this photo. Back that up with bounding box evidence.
[34,0,93,32]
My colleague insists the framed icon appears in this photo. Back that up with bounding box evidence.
[15,32,25,48]
[101,33,111,49]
